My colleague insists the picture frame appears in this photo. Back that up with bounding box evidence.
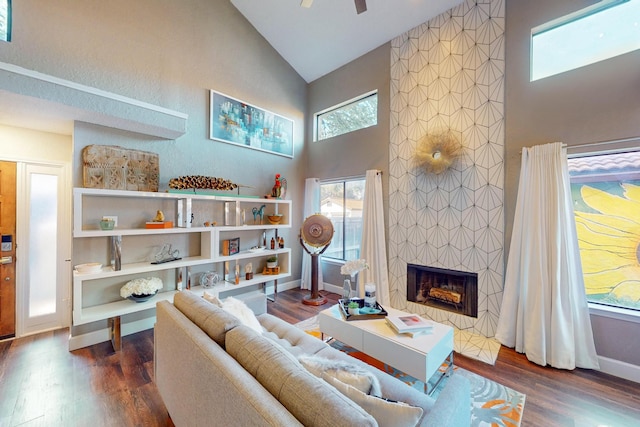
[222,237,240,256]
[209,90,294,158]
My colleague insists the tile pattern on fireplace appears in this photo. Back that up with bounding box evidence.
[388,0,505,338]
[455,328,501,365]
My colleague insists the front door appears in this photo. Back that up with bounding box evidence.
[19,163,69,335]
[0,160,17,339]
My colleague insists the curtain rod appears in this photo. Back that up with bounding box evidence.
[566,136,640,151]
[318,170,382,183]
[519,137,640,154]
[519,143,567,153]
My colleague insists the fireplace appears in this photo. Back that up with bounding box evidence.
[407,264,478,318]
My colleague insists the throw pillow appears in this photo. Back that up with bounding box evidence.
[173,290,240,348]
[202,291,223,307]
[226,326,377,427]
[220,296,263,334]
[298,354,382,396]
[322,373,424,427]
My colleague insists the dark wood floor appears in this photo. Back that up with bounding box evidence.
[1,288,639,426]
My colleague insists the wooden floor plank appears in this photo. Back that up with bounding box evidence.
[0,288,638,426]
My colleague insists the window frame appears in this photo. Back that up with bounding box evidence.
[319,176,366,261]
[568,141,640,317]
[313,90,378,142]
[0,0,11,43]
[530,0,639,81]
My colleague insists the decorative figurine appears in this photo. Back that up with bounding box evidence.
[153,243,181,264]
[245,263,253,280]
[272,174,282,199]
[152,210,164,222]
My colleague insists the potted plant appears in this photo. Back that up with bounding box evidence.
[347,300,360,315]
[266,256,278,269]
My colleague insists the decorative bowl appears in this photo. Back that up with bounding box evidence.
[75,262,102,274]
[127,291,158,303]
[99,219,115,230]
[267,214,283,225]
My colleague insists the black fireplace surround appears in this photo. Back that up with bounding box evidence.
[406,264,478,318]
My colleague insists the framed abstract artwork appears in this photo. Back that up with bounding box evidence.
[209,90,294,158]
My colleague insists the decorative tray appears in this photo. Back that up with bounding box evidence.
[338,298,388,321]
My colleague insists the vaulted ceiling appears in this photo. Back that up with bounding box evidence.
[230,0,464,82]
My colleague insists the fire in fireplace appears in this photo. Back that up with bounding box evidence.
[406,264,478,318]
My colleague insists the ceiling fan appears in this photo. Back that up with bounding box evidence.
[301,0,367,15]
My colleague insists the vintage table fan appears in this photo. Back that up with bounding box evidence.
[300,214,334,306]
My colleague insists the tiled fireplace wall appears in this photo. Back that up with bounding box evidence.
[388,0,505,337]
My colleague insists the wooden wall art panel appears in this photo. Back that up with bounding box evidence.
[82,145,159,192]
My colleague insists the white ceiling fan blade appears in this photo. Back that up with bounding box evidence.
[354,0,367,14]
[300,0,313,8]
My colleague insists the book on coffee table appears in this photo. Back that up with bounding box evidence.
[386,314,434,334]
[399,328,433,338]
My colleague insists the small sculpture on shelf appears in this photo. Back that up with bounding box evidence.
[168,175,238,191]
[267,174,287,199]
[146,210,174,229]
[152,210,164,222]
[152,243,181,264]
[272,174,282,198]
[200,271,220,288]
[252,205,266,224]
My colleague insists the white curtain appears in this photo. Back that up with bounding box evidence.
[300,178,323,290]
[495,142,599,370]
[359,170,390,305]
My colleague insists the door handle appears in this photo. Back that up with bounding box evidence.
[1,256,12,264]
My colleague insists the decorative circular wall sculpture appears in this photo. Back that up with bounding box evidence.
[415,130,463,174]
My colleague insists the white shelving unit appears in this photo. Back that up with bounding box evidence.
[72,187,292,349]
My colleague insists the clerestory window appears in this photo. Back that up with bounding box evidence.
[531,0,640,81]
[0,0,10,42]
[314,91,377,141]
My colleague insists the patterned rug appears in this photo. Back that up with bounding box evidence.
[295,317,525,427]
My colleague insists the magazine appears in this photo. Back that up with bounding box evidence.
[386,314,434,334]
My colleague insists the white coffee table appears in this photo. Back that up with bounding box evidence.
[318,304,454,394]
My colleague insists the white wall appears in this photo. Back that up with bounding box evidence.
[505,0,640,369]
[0,0,308,341]
[0,124,72,163]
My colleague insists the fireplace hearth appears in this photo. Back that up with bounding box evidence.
[407,264,478,318]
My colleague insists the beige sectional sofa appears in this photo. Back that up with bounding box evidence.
[154,290,471,426]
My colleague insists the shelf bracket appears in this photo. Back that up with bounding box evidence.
[108,316,122,351]
[177,198,192,228]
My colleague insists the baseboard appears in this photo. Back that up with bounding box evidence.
[323,283,342,296]
[68,317,156,351]
[267,279,300,294]
[597,355,640,384]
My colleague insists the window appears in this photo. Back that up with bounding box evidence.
[320,178,365,261]
[0,0,11,42]
[531,0,640,81]
[315,91,377,141]
[569,150,640,311]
